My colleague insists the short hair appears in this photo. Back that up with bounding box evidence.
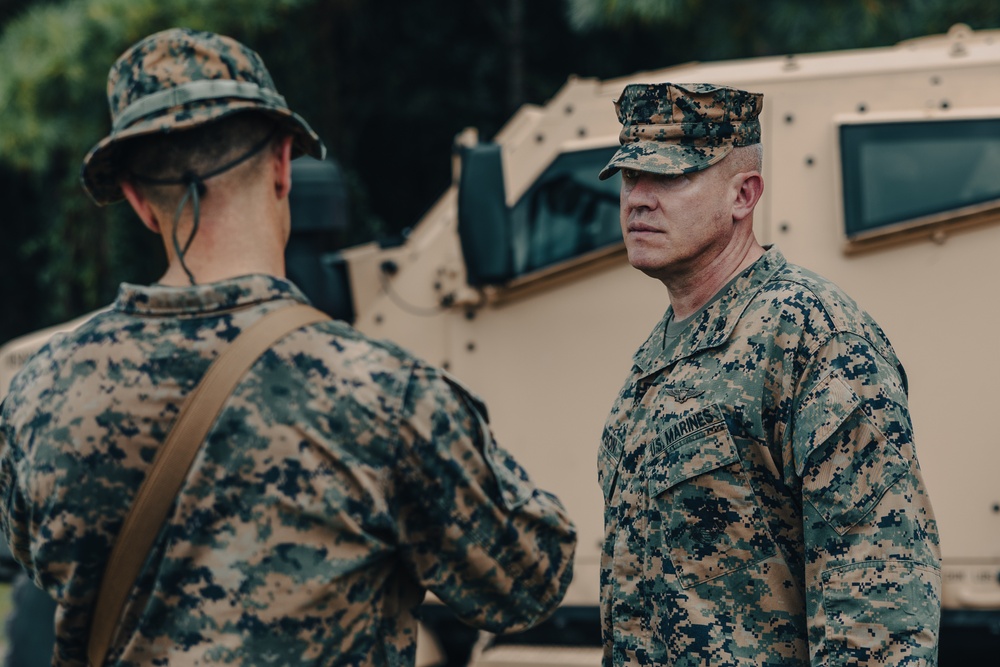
[119,112,278,209]
[728,143,763,174]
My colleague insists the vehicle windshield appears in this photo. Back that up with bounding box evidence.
[508,147,622,276]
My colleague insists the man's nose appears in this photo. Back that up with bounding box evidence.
[623,174,657,209]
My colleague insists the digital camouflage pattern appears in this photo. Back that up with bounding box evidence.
[81,28,325,205]
[599,83,763,181]
[0,275,576,666]
[600,248,940,666]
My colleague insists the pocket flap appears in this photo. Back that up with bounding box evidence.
[793,372,861,476]
[648,421,738,497]
[801,406,908,535]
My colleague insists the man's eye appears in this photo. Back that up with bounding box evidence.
[622,168,677,183]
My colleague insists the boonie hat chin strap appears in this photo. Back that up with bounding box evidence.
[131,125,278,285]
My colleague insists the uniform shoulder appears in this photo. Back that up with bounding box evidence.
[762,262,867,333]
[281,318,433,400]
[309,319,421,369]
[305,322,485,416]
[2,309,115,390]
[754,260,897,359]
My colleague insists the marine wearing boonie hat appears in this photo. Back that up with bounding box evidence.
[80,27,326,206]
[599,82,763,180]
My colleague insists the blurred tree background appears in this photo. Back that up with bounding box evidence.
[1,0,999,342]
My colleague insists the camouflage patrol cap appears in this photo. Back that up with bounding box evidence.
[81,27,326,205]
[599,82,763,180]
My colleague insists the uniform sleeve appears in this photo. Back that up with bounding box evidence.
[393,364,576,634]
[0,399,33,577]
[790,333,941,666]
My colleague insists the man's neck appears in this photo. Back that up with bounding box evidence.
[664,240,765,320]
[155,207,288,287]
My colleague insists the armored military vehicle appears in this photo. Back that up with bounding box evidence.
[2,23,998,666]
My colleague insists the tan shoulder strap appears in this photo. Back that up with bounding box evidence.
[87,303,330,667]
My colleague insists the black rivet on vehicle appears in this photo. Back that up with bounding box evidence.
[993,503,1000,513]
[858,103,867,113]
[535,134,544,143]
[784,114,794,124]
[565,105,574,115]
[578,127,587,137]
[930,75,941,85]
[467,342,476,352]
[374,314,383,325]
[940,100,950,109]
[805,156,815,166]
[780,222,790,233]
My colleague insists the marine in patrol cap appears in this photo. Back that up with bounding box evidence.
[599,82,762,180]
[81,27,326,205]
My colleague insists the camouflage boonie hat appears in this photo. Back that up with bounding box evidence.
[599,82,763,180]
[81,27,326,205]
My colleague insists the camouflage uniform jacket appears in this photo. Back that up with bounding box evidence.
[0,275,576,666]
[599,248,940,666]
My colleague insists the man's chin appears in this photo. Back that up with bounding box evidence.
[626,251,668,276]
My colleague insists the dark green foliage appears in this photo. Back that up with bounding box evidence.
[567,0,1000,59]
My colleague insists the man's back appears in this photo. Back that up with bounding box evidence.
[0,274,575,665]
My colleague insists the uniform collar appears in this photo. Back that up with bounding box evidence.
[632,247,787,380]
[113,273,310,316]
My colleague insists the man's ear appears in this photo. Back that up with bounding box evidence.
[120,180,161,234]
[732,170,763,224]
[272,135,294,200]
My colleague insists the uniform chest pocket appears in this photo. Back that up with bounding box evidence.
[647,416,776,588]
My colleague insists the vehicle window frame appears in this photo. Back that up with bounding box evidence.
[836,112,1000,252]
[506,145,623,278]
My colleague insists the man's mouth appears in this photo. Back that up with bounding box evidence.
[627,222,661,233]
